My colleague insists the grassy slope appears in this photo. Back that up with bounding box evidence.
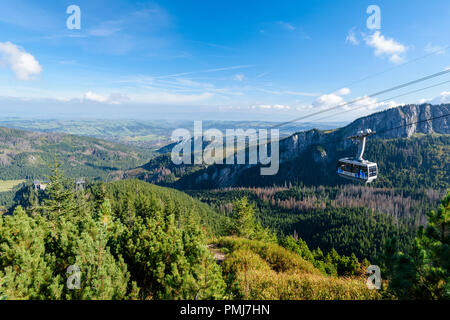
[217,237,380,300]
[0,180,25,192]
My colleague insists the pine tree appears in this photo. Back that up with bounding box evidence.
[0,160,131,300]
[43,153,77,221]
[229,197,255,238]
[0,206,59,299]
[384,191,450,299]
[1,168,229,300]
[63,223,129,300]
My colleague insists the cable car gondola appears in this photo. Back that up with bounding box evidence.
[337,129,378,183]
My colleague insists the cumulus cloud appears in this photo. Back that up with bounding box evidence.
[308,86,397,116]
[439,91,450,103]
[0,41,42,80]
[417,91,450,105]
[308,88,351,110]
[348,96,380,111]
[378,100,399,110]
[312,93,345,109]
[431,91,450,104]
[296,95,399,120]
[335,87,351,96]
[364,31,407,63]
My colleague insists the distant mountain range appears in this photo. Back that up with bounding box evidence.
[0,126,153,181]
[0,118,344,150]
[0,104,448,190]
[128,104,450,190]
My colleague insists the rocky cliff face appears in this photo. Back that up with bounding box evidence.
[341,103,449,138]
[153,104,450,189]
[276,104,450,163]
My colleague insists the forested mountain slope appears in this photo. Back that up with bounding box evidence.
[1,158,448,300]
[188,185,444,260]
[176,134,449,189]
[0,168,229,299]
[0,127,153,181]
[168,104,449,189]
[102,179,228,236]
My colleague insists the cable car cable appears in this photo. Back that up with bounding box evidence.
[338,45,450,89]
[283,113,450,151]
[333,113,449,182]
[273,69,450,129]
[281,44,450,118]
[375,113,450,136]
[312,79,450,122]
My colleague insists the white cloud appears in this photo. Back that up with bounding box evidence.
[335,87,351,96]
[439,91,450,103]
[345,29,359,45]
[379,100,399,110]
[419,92,450,105]
[311,89,350,110]
[364,31,407,64]
[308,86,398,117]
[272,104,290,110]
[348,96,378,111]
[424,43,446,55]
[418,98,430,104]
[84,91,109,103]
[431,91,450,104]
[350,98,398,112]
[295,95,399,120]
[389,54,404,64]
[251,104,291,110]
[0,41,42,80]
[312,93,345,109]
[83,90,213,105]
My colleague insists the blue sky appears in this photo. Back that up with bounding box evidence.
[0,0,449,121]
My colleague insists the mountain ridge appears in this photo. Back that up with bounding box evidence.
[0,126,153,181]
[131,104,449,189]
